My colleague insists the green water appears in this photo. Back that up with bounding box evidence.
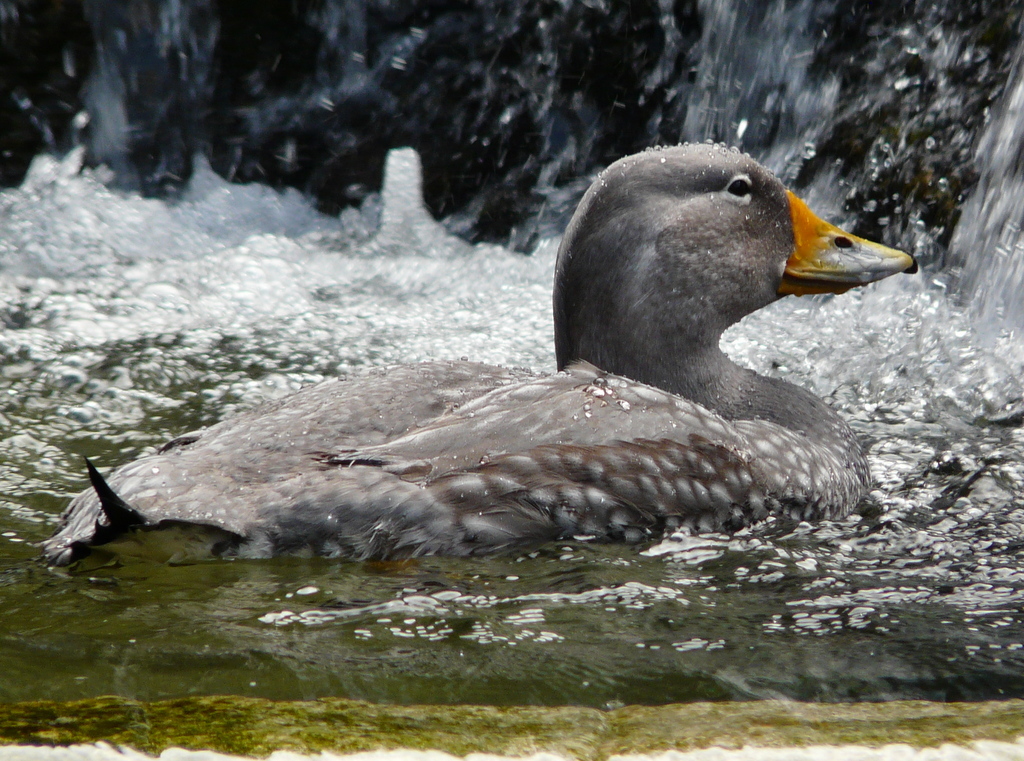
[3,503,1024,706]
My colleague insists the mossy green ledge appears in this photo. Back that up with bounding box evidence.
[1,697,1022,758]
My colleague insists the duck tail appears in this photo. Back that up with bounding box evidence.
[85,458,146,536]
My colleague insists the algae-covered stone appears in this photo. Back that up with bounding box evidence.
[0,697,147,749]
[603,701,1024,754]
[1,698,1023,758]
[144,698,608,759]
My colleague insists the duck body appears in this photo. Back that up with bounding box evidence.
[42,144,915,565]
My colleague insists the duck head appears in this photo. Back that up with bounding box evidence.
[553,143,916,396]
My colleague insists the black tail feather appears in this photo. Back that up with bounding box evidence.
[85,458,146,539]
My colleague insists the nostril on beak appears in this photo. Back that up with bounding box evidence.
[834,236,853,249]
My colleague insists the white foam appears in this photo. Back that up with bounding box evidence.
[0,147,556,381]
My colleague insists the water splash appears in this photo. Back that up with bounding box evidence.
[0,148,342,278]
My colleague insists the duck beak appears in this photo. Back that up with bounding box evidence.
[778,191,918,296]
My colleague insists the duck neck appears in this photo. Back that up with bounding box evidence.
[654,344,748,416]
[618,342,845,443]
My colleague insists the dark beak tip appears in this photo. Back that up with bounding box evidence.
[905,256,919,275]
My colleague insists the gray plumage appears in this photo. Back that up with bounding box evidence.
[42,144,912,565]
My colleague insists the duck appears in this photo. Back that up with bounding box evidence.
[41,143,917,566]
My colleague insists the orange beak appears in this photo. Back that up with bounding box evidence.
[778,191,918,297]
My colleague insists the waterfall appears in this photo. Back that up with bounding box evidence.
[82,0,218,193]
[682,0,838,179]
[949,28,1024,336]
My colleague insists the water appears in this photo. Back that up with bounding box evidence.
[4,0,1024,711]
[2,138,1024,706]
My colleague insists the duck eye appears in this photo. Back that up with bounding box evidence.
[727,178,751,197]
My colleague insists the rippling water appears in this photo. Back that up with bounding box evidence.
[2,142,1024,707]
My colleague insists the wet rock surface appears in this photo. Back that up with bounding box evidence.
[2,0,1020,248]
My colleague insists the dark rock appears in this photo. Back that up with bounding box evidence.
[799,1,1022,263]
[0,0,92,186]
